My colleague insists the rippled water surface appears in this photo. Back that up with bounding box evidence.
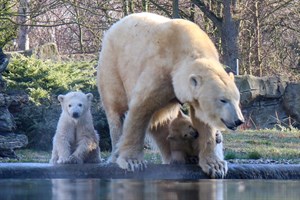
[0,179,299,200]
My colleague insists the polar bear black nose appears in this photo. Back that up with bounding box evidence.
[72,112,80,118]
[235,119,244,126]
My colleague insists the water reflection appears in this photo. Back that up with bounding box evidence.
[110,179,224,200]
[51,179,103,200]
[0,179,299,200]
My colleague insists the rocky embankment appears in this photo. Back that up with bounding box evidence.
[0,53,28,158]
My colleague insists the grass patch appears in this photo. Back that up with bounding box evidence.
[224,129,300,161]
[224,151,238,160]
[0,149,51,163]
[247,151,262,159]
[0,129,299,163]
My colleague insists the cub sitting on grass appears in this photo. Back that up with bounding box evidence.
[167,111,224,164]
[49,91,101,164]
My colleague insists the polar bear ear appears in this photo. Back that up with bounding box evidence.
[189,74,202,90]
[58,95,64,103]
[86,93,93,101]
[229,72,235,80]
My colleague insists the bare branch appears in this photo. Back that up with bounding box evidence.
[191,0,222,29]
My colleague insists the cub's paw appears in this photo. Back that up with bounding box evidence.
[116,157,147,172]
[49,158,57,164]
[65,155,84,164]
[186,156,199,164]
[199,155,228,179]
[170,160,185,165]
[57,157,70,164]
[106,153,118,163]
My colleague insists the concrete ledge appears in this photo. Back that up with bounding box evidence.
[0,163,299,179]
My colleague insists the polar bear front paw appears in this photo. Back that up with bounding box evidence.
[116,157,147,171]
[199,155,228,179]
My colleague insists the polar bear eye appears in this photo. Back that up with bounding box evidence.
[68,104,72,107]
[220,99,227,104]
[78,103,82,107]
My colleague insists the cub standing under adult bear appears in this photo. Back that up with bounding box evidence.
[166,110,225,165]
[97,13,244,178]
[50,91,101,164]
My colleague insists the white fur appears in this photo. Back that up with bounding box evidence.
[50,92,101,164]
[97,13,243,178]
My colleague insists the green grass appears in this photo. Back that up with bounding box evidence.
[1,129,299,163]
[224,129,300,161]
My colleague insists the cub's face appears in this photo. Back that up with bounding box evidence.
[168,113,199,141]
[58,92,93,119]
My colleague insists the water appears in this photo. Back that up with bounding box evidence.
[0,179,299,200]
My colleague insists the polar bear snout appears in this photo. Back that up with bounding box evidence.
[68,105,84,119]
[221,118,244,130]
[234,119,244,127]
[72,112,80,119]
[219,101,244,130]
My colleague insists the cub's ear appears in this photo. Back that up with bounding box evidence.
[229,72,235,80]
[177,110,183,118]
[58,95,64,103]
[189,74,202,90]
[86,93,93,101]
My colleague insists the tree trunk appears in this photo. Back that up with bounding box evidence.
[172,0,180,18]
[254,0,262,77]
[122,0,129,16]
[189,2,195,22]
[192,0,239,73]
[221,0,239,73]
[142,0,149,12]
[17,0,30,51]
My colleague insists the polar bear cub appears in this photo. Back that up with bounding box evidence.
[167,111,225,164]
[49,91,101,164]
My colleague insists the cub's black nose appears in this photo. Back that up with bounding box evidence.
[72,112,80,118]
[191,131,199,139]
[235,119,244,126]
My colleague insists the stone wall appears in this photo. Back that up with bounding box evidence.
[0,57,28,158]
[235,75,300,129]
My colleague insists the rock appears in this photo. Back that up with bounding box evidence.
[0,92,29,157]
[0,163,299,179]
[283,83,300,124]
[0,107,15,132]
[0,93,28,133]
[34,43,60,61]
[235,75,291,129]
[0,48,9,73]
[0,79,6,92]
[235,75,288,107]
[0,132,28,159]
[6,92,29,113]
[0,148,18,159]
[0,133,28,149]
[0,133,28,159]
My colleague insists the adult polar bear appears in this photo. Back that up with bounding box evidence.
[97,13,244,178]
